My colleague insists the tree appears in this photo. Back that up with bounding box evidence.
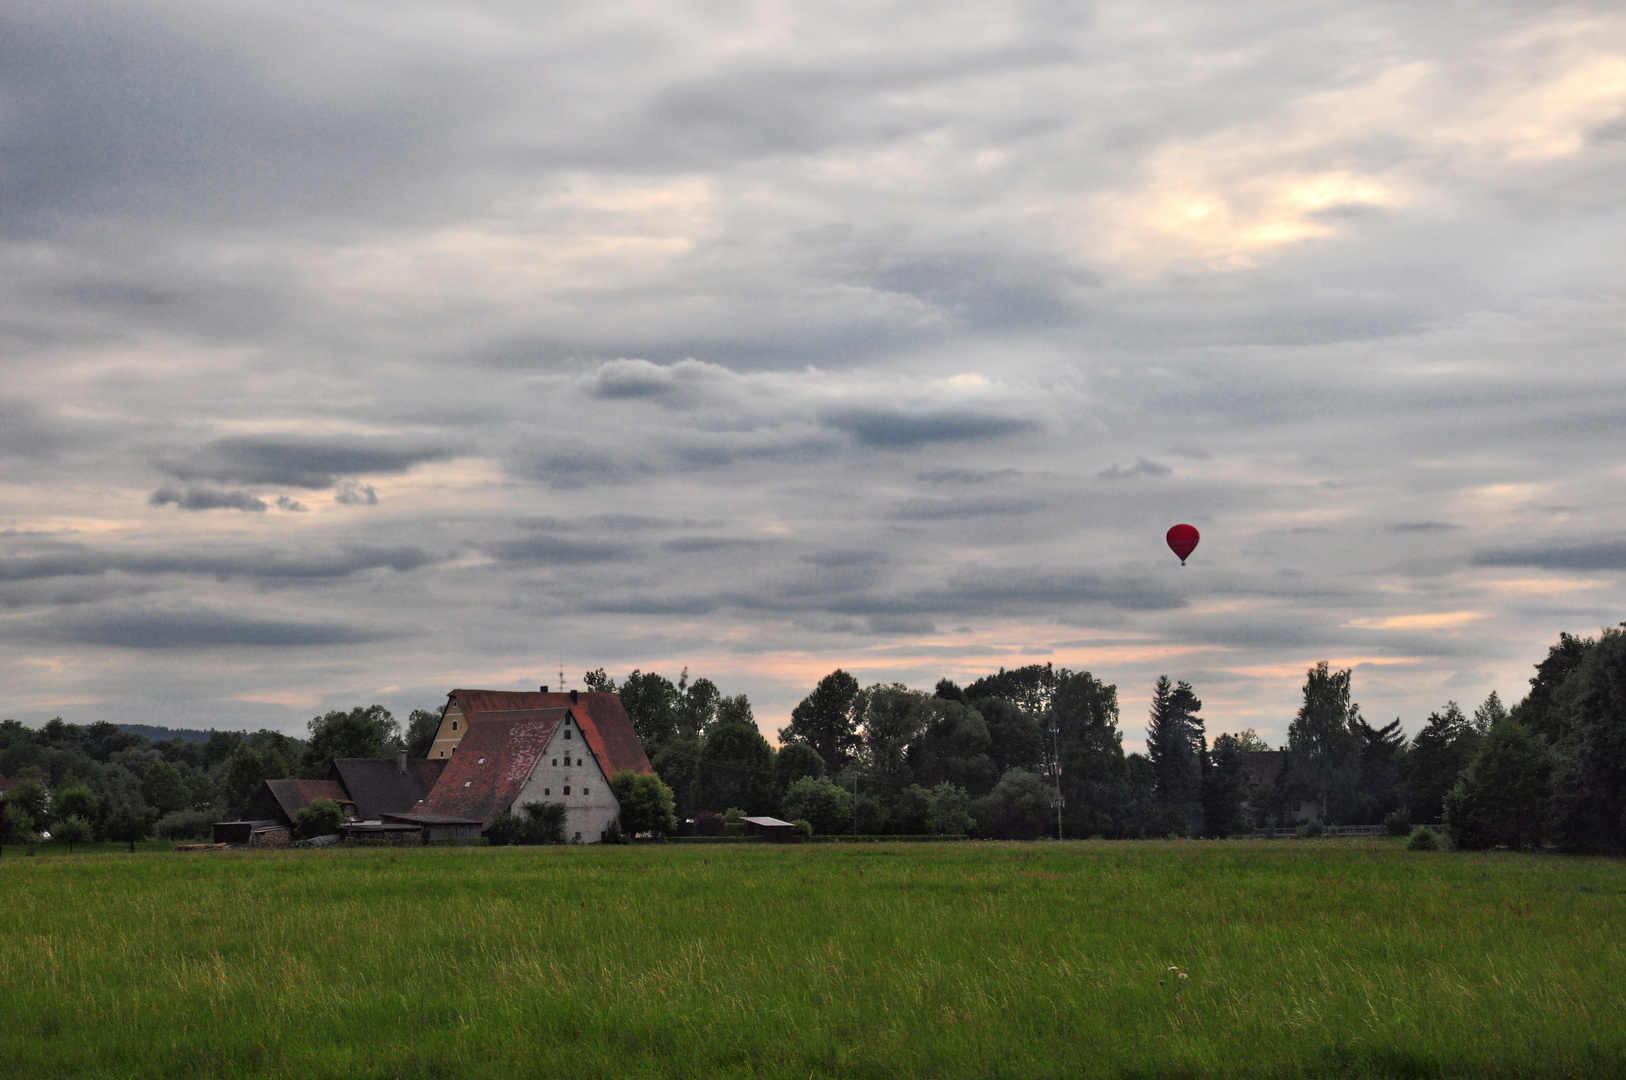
[1146,676,1204,835]
[222,746,289,816]
[780,669,862,773]
[55,785,107,838]
[105,804,152,851]
[619,670,681,753]
[971,696,1046,776]
[1473,691,1507,735]
[1405,703,1478,823]
[924,782,975,836]
[184,772,219,813]
[1350,716,1408,825]
[6,780,52,832]
[651,737,702,822]
[294,798,344,839]
[965,664,1062,716]
[1202,734,1254,837]
[403,709,442,759]
[1512,632,1593,739]
[910,698,998,797]
[1444,718,1553,850]
[609,770,678,837]
[54,814,93,851]
[140,760,188,817]
[781,776,852,835]
[675,672,722,740]
[583,668,616,692]
[1278,662,1362,823]
[854,684,926,803]
[973,769,1052,840]
[1050,669,1131,838]
[1543,626,1626,853]
[1,800,36,844]
[695,697,777,814]
[304,705,401,774]
[775,741,825,797]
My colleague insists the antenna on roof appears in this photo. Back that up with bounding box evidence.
[559,657,566,690]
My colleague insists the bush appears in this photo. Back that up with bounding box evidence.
[1301,820,1325,838]
[694,811,725,836]
[1383,810,1412,837]
[1408,826,1441,851]
[925,782,975,836]
[781,776,852,835]
[790,819,813,840]
[973,769,1052,840]
[488,802,568,846]
[155,809,214,842]
[602,818,629,844]
[54,815,94,851]
[610,770,678,837]
[294,798,344,840]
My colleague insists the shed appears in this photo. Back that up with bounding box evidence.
[213,819,280,845]
[381,811,484,843]
[742,816,797,841]
[340,821,425,846]
[244,779,357,829]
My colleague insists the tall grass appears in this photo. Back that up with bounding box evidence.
[2,840,1621,1078]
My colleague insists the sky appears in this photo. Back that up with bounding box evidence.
[3,0,1625,749]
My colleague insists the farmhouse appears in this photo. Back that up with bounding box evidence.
[221,687,651,846]
[418,705,615,842]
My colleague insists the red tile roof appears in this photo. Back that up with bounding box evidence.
[419,709,571,827]
[1246,750,1284,787]
[447,690,651,776]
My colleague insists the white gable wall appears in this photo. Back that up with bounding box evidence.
[512,714,621,842]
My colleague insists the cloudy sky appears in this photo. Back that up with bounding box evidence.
[4,0,1625,748]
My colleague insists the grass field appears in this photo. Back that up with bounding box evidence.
[2,839,1623,1079]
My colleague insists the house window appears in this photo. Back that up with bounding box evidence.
[544,788,550,796]
[439,750,445,758]
[583,787,589,796]
[552,759,557,767]
[576,758,582,767]
[452,720,458,731]
[564,729,572,740]
[563,786,570,795]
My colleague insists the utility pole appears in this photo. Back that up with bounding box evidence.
[1050,720,1064,840]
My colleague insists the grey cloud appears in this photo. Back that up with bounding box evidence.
[661,536,775,553]
[334,482,379,506]
[1098,458,1172,480]
[0,401,65,458]
[889,496,1048,520]
[1473,542,1626,571]
[800,549,889,568]
[822,407,1036,448]
[583,358,727,405]
[20,610,396,649]
[149,486,267,512]
[160,435,454,490]
[0,543,441,583]
[1388,522,1463,533]
[485,535,637,564]
[275,496,307,512]
[917,467,1024,484]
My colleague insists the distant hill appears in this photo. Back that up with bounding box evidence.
[116,724,227,743]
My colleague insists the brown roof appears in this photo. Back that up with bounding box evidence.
[328,757,447,820]
[1246,750,1284,787]
[263,779,355,823]
[0,775,24,793]
[419,709,572,827]
[448,689,652,776]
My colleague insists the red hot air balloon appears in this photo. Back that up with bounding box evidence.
[1166,524,1200,565]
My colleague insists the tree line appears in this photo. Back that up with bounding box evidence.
[5,622,1624,851]
[0,705,443,846]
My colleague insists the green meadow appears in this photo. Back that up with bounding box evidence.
[2,840,1622,1079]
